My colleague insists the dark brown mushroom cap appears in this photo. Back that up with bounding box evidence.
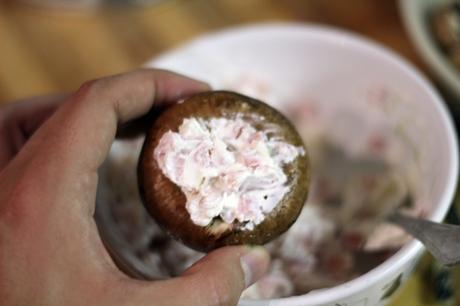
[138,91,310,252]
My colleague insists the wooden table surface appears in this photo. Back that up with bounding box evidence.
[0,1,457,305]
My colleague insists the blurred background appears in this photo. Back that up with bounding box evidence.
[0,0,426,103]
[0,0,459,305]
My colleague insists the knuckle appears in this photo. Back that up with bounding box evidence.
[66,78,108,112]
[73,79,101,101]
[79,79,99,92]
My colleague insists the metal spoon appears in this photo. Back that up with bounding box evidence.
[388,212,460,267]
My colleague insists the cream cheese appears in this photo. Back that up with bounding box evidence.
[154,117,304,230]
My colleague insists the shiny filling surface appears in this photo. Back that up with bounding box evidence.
[154,117,304,230]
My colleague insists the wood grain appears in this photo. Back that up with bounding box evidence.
[0,0,429,102]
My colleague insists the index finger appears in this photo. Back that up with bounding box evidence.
[2,69,209,214]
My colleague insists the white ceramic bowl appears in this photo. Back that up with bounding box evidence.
[399,0,460,101]
[98,23,458,306]
[150,23,458,306]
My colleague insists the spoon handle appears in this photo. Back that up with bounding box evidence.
[388,213,460,267]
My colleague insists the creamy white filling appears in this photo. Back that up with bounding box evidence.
[154,117,304,230]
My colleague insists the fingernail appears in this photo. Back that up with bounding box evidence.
[240,246,270,288]
[198,80,211,90]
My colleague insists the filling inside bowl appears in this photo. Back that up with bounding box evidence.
[98,79,424,299]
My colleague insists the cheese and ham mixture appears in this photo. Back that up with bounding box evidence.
[153,117,304,229]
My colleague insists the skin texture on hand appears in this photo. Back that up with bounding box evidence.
[0,69,270,306]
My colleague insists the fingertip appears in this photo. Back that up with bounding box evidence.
[148,68,211,103]
[171,78,211,101]
[186,77,211,92]
[240,246,271,288]
[166,245,270,306]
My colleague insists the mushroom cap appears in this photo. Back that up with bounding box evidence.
[138,91,310,252]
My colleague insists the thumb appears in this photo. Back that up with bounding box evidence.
[181,246,270,306]
[124,246,270,306]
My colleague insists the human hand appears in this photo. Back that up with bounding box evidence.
[0,69,270,306]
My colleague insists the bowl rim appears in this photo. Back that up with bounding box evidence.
[152,22,459,305]
[398,0,460,100]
